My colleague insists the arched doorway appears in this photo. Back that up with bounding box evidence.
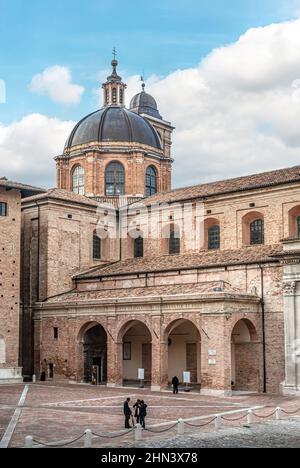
[83,324,107,383]
[166,320,201,385]
[120,321,152,386]
[231,319,260,392]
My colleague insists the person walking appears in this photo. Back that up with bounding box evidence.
[139,400,147,429]
[172,376,179,394]
[133,399,141,424]
[123,397,132,429]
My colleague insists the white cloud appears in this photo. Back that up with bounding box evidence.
[0,114,75,187]
[30,66,84,104]
[3,19,300,189]
[134,18,300,186]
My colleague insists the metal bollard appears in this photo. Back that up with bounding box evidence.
[215,415,222,431]
[25,436,33,448]
[276,407,283,421]
[84,429,92,448]
[178,418,185,435]
[247,410,253,425]
[134,424,142,442]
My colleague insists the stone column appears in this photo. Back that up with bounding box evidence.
[282,281,300,394]
[107,338,123,388]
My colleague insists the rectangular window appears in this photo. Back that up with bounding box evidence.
[0,202,7,217]
[54,327,58,340]
[93,235,101,259]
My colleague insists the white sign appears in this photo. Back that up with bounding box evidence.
[208,350,217,356]
[183,371,191,383]
[138,368,145,380]
[208,359,216,365]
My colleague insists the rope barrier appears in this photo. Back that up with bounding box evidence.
[144,423,178,434]
[252,409,278,419]
[281,407,300,415]
[22,404,300,447]
[221,413,247,422]
[185,417,217,428]
[32,433,85,448]
[91,428,134,439]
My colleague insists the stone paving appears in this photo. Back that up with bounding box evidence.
[122,419,300,448]
[0,382,300,448]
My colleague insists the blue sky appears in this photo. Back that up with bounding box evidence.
[0,0,298,125]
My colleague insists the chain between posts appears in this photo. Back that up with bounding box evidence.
[23,405,300,448]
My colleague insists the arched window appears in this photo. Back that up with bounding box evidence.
[105,162,125,196]
[146,166,157,196]
[250,219,264,245]
[134,236,144,258]
[119,88,124,105]
[93,233,101,260]
[106,88,110,105]
[208,225,220,250]
[169,225,180,255]
[112,88,117,104]
[72,166,85,195]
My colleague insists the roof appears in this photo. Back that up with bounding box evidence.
[136,165,300,206]
[21,188,99,207]
[74,244,282,280]
[0,178,46,198]
[44,280,258,304]
[65,106,162,150]
[130,91,162,120]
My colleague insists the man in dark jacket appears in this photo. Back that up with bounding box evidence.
[172,376,179,394]
[139,400,147,429]
[123,397,132,428]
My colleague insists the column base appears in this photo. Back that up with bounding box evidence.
[201,388,232,397]
[151,385,161,392]
[0,367,23,384]
[282,383,300,396]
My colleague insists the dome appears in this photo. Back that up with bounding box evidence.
[65,106,162,150]
[130,91,162,120]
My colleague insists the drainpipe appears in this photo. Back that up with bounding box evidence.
[259,264,267,393]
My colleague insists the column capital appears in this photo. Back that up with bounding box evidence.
[283,281,297,296]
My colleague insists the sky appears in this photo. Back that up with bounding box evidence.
[1,0,300,188]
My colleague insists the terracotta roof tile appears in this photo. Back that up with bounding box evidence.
[74,244,282,280]
[21,188,99,207]
[136,165,300,205]
[0,178,45,197]
[45,280,257,304]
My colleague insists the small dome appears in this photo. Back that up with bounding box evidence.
[65,106,162,150]
[130,91,162,120]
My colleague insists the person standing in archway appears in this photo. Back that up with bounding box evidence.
[123,397,132,428]
[172,376,179,394]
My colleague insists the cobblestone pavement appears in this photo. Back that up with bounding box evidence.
[0,382,300,448]
[122,419,300,448]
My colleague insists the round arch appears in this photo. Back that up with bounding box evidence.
[231,318,260,392]
[242,211,264,245]
[105,161,125,196]
[71,164,85,195]
[76,321,108,384]
[117,319,153,386]
[164,318,201,385]
[288,205,300,238]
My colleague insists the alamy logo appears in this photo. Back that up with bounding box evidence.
[0,79,6,104]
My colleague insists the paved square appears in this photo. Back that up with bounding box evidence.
[0,383,300,448]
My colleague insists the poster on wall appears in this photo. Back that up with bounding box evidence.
[183,371,191,384]
[123,342,131,360]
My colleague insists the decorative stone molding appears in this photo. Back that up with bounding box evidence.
[282,281,297,296]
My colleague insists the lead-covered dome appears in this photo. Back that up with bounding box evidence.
[130,91,162,120]
[65,106,162,150]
